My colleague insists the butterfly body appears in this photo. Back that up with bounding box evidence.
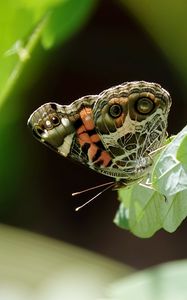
[28,81,172,187]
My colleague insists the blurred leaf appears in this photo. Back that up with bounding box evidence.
[119,0,187,82]
[104,260,187,300]
[0,14,48,109]
[42,0,97,48]
[0,0,96,108]
[0,224,132,300]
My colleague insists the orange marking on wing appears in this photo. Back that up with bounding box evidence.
[80,108,94,130]
[96,151,111,167]
[109,97,128,105]
[90,133,100,143]
[78,132,91,146]
[87,143,111,166]
[115,113,125,128]
[76,108,111,166]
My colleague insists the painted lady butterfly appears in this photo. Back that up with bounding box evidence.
[28,81,172,189]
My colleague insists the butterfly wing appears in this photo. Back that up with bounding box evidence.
[28,81,172,183]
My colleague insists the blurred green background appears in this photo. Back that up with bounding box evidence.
[1,0,187,299]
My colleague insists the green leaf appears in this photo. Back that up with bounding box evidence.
[114,202,129,230]
[115,184,166,238]
[116,185,187,236]
[162,190,187,233]
[105,260,187,300]
[152,125,187,196]
[115,126,187,237]
[0,0,96,108]
[176,135,187,167]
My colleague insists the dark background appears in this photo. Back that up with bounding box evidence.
[2,0,187,269]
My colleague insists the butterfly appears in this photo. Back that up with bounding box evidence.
[28,81,172,191]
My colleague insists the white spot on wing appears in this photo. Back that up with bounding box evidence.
[61,118,70,127]
[58,133,74,157]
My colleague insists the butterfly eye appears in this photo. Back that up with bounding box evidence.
[109,104,122,118]
[51,115,60,125]
[135,98,154,114]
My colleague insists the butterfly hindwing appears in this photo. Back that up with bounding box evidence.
[28,81,172,185]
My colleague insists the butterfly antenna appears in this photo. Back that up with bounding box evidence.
[72,181,114,196]
[75,182,115,212]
